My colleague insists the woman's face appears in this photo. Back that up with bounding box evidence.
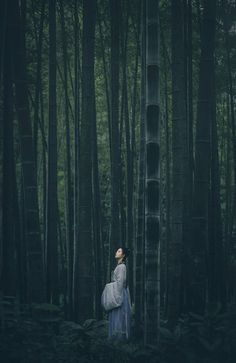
[115,248,125,259]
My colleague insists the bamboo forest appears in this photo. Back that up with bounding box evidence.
[0,0,236,362]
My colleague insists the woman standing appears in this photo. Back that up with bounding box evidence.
[101,247,132,341]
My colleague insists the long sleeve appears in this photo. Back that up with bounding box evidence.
[101,264,126,311]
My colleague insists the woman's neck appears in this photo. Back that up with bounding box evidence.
[117,258,124,265]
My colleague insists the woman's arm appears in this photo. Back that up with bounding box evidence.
[115,264,126,287]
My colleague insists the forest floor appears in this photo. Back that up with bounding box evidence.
[1,302,236,363]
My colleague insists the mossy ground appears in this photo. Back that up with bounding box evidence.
[1,304,236,363]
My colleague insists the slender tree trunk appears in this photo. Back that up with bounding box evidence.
[182,0,194,313]
[131,6,141,284]
[31,1,47,265]
[73,0,81,320]
[19,171,28,302]
[0,1,4,287]
[168,0,186,327]
[119,68,127,250]
[191,0,216,314]
[60,0,74,318]
[92,83,103,320]
[225,93,231,302]
[75,0,96,323]
[32,0,45,175]
[144,0,160,345]
[130,40,140,318]
[39,68,47,271]
[163,37,171,317]
[97,2,112,163]
[110,0,121,266]
[222,0,236,245]
[97,2,113,284]
[135,0,146,339]
[120,3,134,301]
[1,23,16,295]
[46,0,59,304]
[208,75,225,306]
[0,0,7,89]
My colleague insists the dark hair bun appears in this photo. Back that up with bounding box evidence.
[121,246,131,258]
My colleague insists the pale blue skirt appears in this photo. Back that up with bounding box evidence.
[108,287,131,340]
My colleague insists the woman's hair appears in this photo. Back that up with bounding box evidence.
[120,246,131,262]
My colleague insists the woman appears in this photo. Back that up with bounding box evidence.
[101,246,132,341]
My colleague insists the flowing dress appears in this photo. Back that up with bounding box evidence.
[101,262,132,340]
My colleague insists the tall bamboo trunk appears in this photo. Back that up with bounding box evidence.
[191,0,216,314]
[225,93,231,302]
[73,0,81,320]
[75,0,96,323]
[208,76,225,306]
[120,4,134,301]
[135,0,146,339]
[182,0,194,313]
[131,4,141,265]
[1,24,17,295]
[46,0,59,304]
[168,0,186,327]
[144,0,160,345]
[32,0,45,174]
[222,0,236,248]
[110,0,121,268]
[10,0,45,303]
[91,85,103,320]
[60,0,74,318]
[162,35,171,317]
[97,3,111,161]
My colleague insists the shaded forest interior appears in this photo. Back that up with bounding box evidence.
[0,0,236,362]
